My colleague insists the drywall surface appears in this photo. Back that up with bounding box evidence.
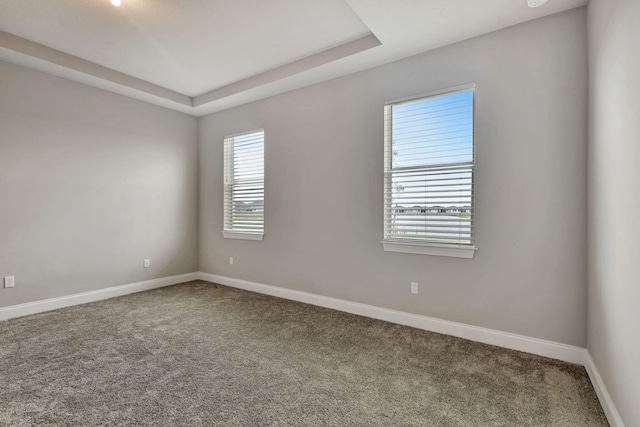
[588,0,640,425]
[0,61,198,308]
[199,9,589,346]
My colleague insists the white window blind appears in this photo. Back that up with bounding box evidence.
[223,129,264,240]
[383,86,475,253]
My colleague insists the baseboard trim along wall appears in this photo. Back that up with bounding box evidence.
[197,272,586,365]
[0,272,199,322]
[0,271,623,426]
[584,352,626,427]
[199,272,626,426]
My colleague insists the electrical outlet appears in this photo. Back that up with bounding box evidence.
[411,282,418,294]
[229,257,234,265]
[143,259,151,268]
[4,276,15,288]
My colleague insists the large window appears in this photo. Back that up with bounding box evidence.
[382,85,476,258]
[223,129,264,240]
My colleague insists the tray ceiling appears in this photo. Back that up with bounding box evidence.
[0,0,587,116]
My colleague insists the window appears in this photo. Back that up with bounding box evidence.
[223,129,264,240]
[382,85,476,258]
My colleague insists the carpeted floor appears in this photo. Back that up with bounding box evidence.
[0,281,607,426]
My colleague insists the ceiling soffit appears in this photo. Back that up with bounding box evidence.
[0,0,587,116]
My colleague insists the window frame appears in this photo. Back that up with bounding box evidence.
[222,128,265,241]
[381,83,477,259]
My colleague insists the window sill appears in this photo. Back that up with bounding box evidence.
[381,241,476,259]
[222,231,264,241]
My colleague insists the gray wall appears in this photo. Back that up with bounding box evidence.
[200,8,589,346]
[0,61,199,308]
[588,0,640,425]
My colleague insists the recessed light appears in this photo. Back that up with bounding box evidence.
[527,0,548,7]
[111,0,121,6]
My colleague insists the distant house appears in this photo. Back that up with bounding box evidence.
[393,205,470,215]
[236,200,264,212]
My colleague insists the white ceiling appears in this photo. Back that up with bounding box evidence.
[0,0,587,116]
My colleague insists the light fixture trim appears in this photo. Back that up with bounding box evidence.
[110,0,121,7]
[527,0,548,7]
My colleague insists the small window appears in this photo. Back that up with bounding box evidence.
[382,85,476,258]
[223,129,264,241]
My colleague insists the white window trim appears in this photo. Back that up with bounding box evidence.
[222,230,264,241]
[381,83,477,258]
[382,241,476,258]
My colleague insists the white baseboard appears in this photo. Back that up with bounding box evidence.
[196,272,586,365]
[0,271,622,427]
[584,352,626,427]
[198,273,628,425]
[0,272,199,321]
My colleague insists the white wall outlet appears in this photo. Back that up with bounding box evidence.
[229,257,234,265]
[4,276,15,288]
[411,282,419,294]
[143,259,151,268]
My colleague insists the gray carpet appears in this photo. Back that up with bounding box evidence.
[0,281,607,426]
